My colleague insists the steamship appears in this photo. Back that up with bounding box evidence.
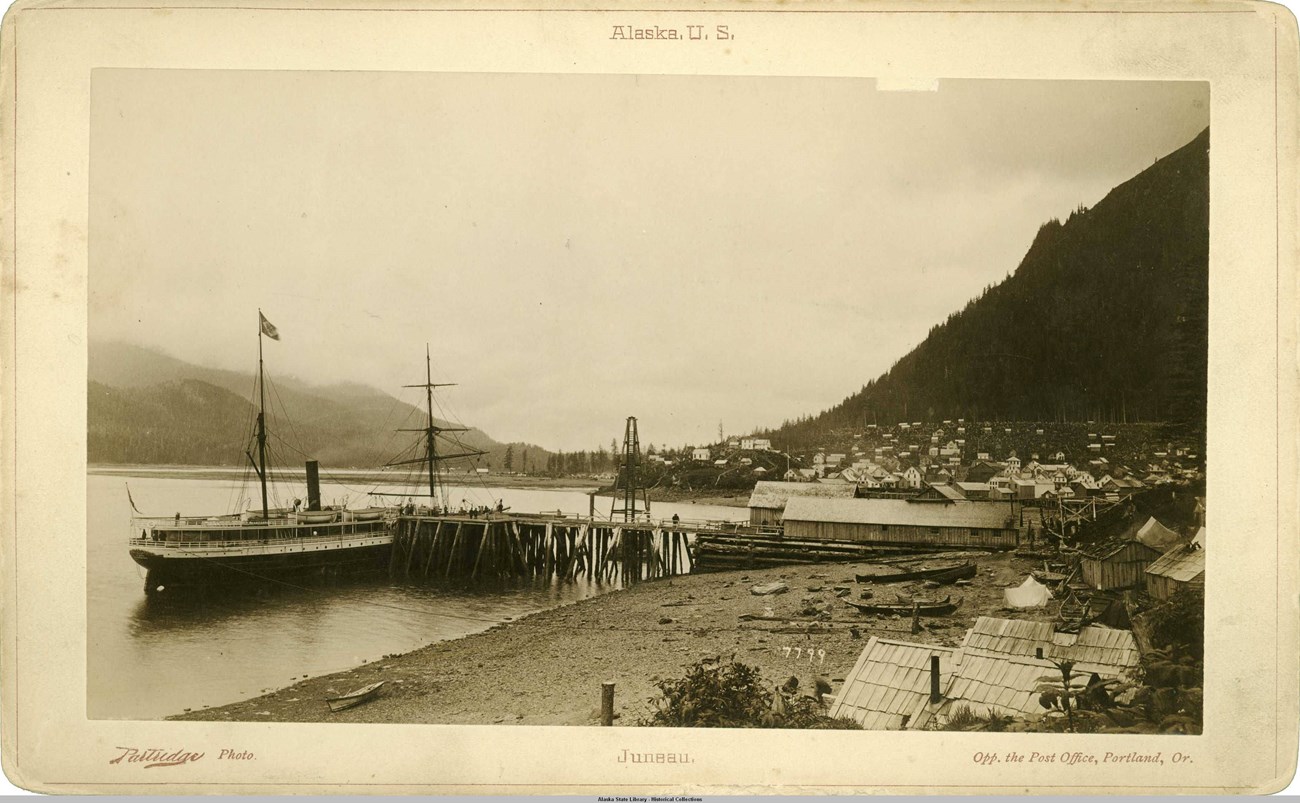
[128,312,396,594]
[128,315,485,594]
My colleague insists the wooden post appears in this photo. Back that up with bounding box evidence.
[445,522,464,578]
[422,520,443,577]
[600,681,616,726]
[471,522,488,578]
[404,521,419,576]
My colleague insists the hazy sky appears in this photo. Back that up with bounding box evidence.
[90,72,1208,451]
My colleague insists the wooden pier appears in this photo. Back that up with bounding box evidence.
[388,512,709,583]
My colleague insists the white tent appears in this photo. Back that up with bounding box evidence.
[1004,576,1052,608]
[1135,517,1183,552]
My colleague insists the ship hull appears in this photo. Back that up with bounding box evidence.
[130,531,393,593]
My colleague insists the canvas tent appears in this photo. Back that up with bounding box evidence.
[1135,517,1183,552]
[1004,576,1052,608]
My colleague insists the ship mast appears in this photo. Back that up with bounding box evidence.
[388,346,486,508]
[257,317,269,519]
[247,309,276,520]
[423,345,437,500]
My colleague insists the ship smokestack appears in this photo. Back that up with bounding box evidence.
[306,460,321,511]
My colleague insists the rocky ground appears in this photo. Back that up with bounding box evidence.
[171,551,1058,726]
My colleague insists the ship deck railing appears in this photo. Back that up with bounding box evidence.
[128,529,393,551]
[131,510,396,529]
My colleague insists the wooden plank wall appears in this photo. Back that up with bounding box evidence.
[782,520,1019,549]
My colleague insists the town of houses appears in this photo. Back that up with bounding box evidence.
[680,419,1200,504]
[684,420,1207,733]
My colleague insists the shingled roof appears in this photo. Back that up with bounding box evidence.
[1145,542,1206,584]
[827,637,955,730]
[832,625,1140,730]
[962,616,1139,671]
[943,652,1081,721]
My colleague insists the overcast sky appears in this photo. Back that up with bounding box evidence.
[90,72,1208,452]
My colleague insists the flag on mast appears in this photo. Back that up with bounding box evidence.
[259,311,280,341]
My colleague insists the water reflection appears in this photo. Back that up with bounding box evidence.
[90,471,743,719]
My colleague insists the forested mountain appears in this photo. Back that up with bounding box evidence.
[88,342,553,472]
[765,127,1209,448]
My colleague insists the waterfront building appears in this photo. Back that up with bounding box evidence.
[745,480,855,526]
[780,496,1020,549]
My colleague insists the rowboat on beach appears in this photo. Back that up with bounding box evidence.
[843,596,959,616]
[326,680,386,712]
[854,561,976,585]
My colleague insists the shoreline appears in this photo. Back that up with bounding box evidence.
[593,487,750,509]
[170,550,1045,726]
[88,463,604,492]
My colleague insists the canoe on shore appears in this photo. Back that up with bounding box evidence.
[843,596,959,616]
[326,680,385,713]
[855,561,976,585]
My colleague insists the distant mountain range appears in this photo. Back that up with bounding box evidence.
[764,127,1209,448]
[88,341,553,472]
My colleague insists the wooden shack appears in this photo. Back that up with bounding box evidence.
[1080,537,1163,590]
[781,496,1020,549]
[1144,542,1206,600]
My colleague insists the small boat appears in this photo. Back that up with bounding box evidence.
[348,507,387,522]
[843,596,958,616]
[1032,570,1070,585]
[296,509,340,524]
[855,562,976,585]
[326,680,386,712]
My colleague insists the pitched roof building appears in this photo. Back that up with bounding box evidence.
[781,496,1020,549]
[746,480,855,526]
[1145,541,1206,600]
[830,619,1140,730]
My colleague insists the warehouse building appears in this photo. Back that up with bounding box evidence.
[745,481,856,526]
[780,496,1021,549]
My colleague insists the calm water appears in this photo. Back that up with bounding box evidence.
[87,471,744,720]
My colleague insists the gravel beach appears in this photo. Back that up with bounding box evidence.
[171,551,1054,726]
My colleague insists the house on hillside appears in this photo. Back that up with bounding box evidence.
[901,466,923,489]
[967,457,993,480]
[955,481,991,500]
[1014,479,1055,500]
[780,496,1020,549]
[691,447,711,462]
[912,483,965,502]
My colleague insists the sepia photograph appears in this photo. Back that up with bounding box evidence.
[88,71,1210,735]
[3,1,1296,794]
